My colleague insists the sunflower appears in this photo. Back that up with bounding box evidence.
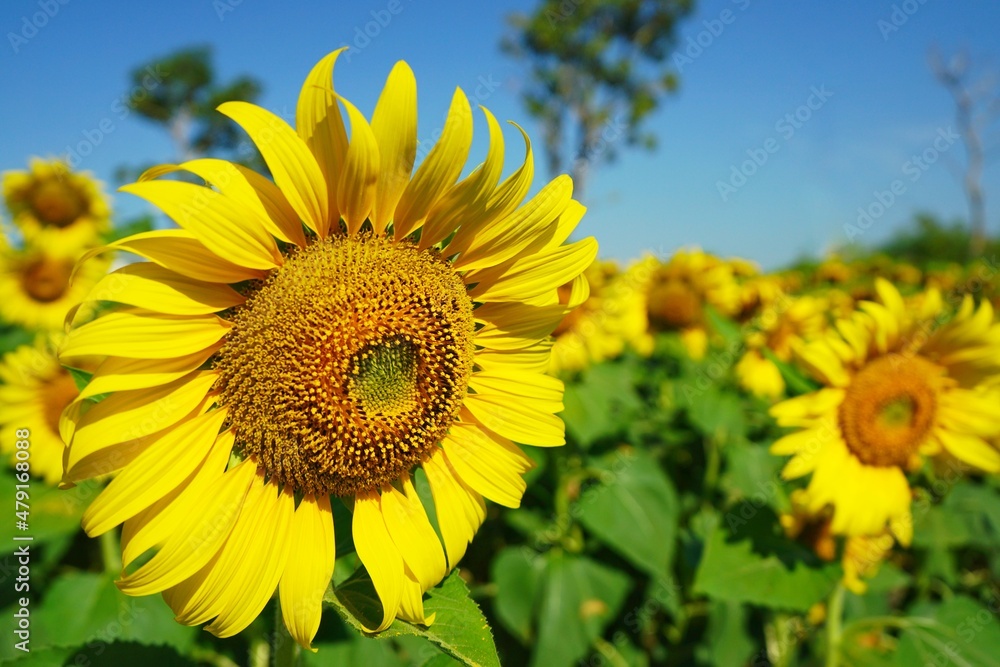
[3,158,109,251]
[0,339,80,485]
[59,51,595,649]
[0,236,110,331]
[639,249,741,359]
[736,293,827,399]
[549,259,648,373]
[770,279,1000,545]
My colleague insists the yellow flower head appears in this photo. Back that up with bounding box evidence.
[549,259,651,373]
[0,236,110,331]
[3,158,109,251]
[736,294,828,399]
[0,339,79,485]
[770,278,1000,545]
[640,249,741,359]
[59,52,595,649]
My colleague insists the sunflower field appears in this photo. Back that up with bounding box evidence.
[2,20,1000,667]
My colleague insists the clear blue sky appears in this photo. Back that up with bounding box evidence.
[2,0,998,269]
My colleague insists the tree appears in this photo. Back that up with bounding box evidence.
[928,48,1000,256]
[502,0,694,198]
[117,46,264,181]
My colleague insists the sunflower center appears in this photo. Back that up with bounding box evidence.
[30,180,86,227]
[43,370,79,435]
[648,280,701,329]
[214,234,475,497]
[20,257,72,303]
[838,355,940,467]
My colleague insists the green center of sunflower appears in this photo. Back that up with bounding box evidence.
[838,355,940,468]
[30,179,86,227]
[214,234,475,497]
[647,280,701,329]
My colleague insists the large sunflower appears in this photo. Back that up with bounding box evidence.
[0,340,80,485]
[3,158,109,251]
[0,236,109,331]
[59,52,595,649]
[770,279,1000,545]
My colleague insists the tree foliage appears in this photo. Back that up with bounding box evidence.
[502,0,694,197]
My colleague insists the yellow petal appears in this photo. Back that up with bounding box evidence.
[393,88,473,239]
[464,393,565,447]
[279,494,335,651]
[936,429,1000,473]
[422,448,485,569]
[474,301,569,350]
[84,262,244,316]
[77,345,222,402]
[120,180,282,270]
[61,310,231,360]
[204,484,295,638]
[119,430,235,570]
[468,370,564,413]
[337,97,380,235]
[470,237,598,302]
[119,452,253,595]
[380,481,447,591]
[352,490,403,632]
[218,101,330,238]
[65,371,217,477]
[398,567,435,626]
[141,159,306,247]
[421,108,506,250]
[82,408,228,535]
[442,422,533,508]
[370,62,417,234]
[453,175,573,271]
[296,49,349,234]
[77,230,266,284]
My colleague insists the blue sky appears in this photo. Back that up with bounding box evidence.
[1,0,998,269]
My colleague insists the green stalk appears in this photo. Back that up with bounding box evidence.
[99,528,122,573]
[273,602,298,667]
[825,583,846,667]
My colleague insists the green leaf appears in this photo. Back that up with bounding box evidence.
[697,600,755,667]
[491,547,546,643]
[693,519,839,611]
[761,348,820,395]
[703,305,741,351]
[683,387,745,441]
[720,440,789,513]
[893,596,1000,666]
[562,360,643,448]
[576,448,680,578]
[324,569,501,667]
[532,552,632,667]
[913,482,1000,549]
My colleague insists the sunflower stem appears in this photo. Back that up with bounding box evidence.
[824,583,846,667]
[273,601,298,667]
[99,528,122,573]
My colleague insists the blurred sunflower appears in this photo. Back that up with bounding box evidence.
[59,51,595,649]
[770,279,1000,545]
[639,249,741,359]
[550,260,646,373]
[736,294,827,399]
[0,339,79,485]
[0,237,110,331]
[3,158,109,251]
